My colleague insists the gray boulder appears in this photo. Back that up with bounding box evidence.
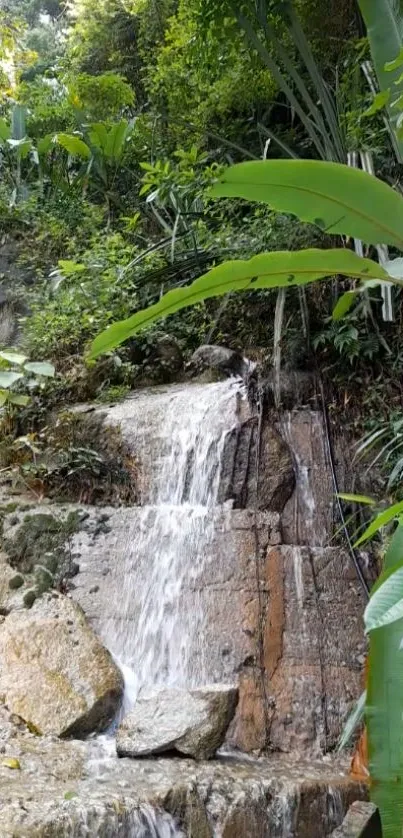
[187,345,250,380]
[116,685,239,760]
[0,592,124,737]
[331,801,381,837]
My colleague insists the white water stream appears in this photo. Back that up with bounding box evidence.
[128,806,184,838]
[103,380,244,709]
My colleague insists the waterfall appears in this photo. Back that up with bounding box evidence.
[128,806,184,838]
[102,380,244,708]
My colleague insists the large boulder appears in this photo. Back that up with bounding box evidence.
[116,685,238,760]
[0,593,123,737]
[187,345,250,380]
[331,802,381,837]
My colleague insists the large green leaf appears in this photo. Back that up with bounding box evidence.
[105,120,129,163]
[367,618,403,838]
[365,562,403,631]
[358,0,403,160]
[24,361,55,378]
[367,522,403,837]
[0,372,24,388]
[90,249,388,358]
[54,133,91,160]
[210,160,403,248]
[384,518,403,571]
[8,393,29,406]
[37,134,53,156]
[11,105,26,141]
[0,351,27,366]
[88,122,109,154]
[354,500,403,547]
[7,138,32,159]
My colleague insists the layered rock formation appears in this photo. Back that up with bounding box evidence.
[0,377,371,835]
[67,384,368,755]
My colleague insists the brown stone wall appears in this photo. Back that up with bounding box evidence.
[67,395,369,756]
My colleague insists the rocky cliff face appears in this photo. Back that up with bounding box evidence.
[0,378,370,835]
[66,382,368,755]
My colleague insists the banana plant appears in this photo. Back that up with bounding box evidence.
[358,0,403,160]
[364,521,403,837]
[51,120,134,215]
[90,159,403,356]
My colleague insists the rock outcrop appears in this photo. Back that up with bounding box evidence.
[187,345,251,380]
[331,801,381,837]
[0,383,371,758]
[0,592,123,737]
[116,685,238,760]
[0,730,367,837]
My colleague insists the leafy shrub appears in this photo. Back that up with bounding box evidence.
[67,72,135,120]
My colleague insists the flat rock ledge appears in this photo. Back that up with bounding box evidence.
[0,716,368,838]
[116,685,239,760]
[0,592,123,737]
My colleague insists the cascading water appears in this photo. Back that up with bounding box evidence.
[102,380,244,709]
[128,806,184,838]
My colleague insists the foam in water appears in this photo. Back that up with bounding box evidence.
[102,380,244,709]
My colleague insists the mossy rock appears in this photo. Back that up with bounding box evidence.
[23,589,37,609]
[3,511,82,582]
[8,574,24,591]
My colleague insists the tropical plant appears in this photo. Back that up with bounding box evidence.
[89,160,403,356]
[0,104,35,203]
[139,146,221,245]
[66,72,135,121]
[358,0,403,160]
[354,414,403,493]
[50,119,136,216]
[0,349,55,408]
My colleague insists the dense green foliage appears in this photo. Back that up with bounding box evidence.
[0,0,402,476]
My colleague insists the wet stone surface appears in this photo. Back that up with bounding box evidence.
[331,801,381,837]
[0,720,367,837]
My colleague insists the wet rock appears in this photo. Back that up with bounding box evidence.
[188,345,249,379]
[164,784,212,837]
[153,335,184,378]
[128,334,183,382]
[0,592,123,737]
[262,370,317,409]
[0,725,367,836]
[116,685,238,760]
[219,419,295,512]
[331,801,381,837]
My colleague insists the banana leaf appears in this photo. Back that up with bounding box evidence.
[367,522,403,837]
[89,248,387,357]
[358,0,403,160]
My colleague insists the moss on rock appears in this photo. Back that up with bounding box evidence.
[3,511,82,586]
